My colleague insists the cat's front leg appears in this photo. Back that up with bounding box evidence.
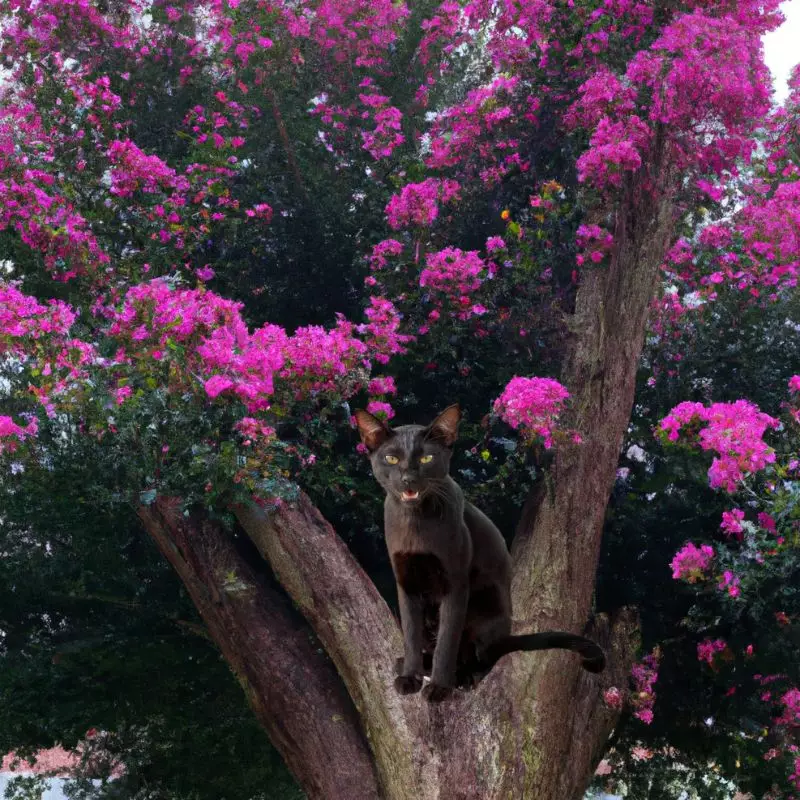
[394,587,425,695]
[424,582,469,702]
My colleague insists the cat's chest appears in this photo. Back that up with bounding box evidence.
[392,551,451,598]
[383,506,463,551]
[383,507,472,590]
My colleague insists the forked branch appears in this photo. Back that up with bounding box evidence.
[138,497,381,799]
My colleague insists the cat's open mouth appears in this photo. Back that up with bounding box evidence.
[401,490,420,502]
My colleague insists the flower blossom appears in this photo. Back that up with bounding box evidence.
[697,638,727,665]
[670,542,714,582]
[720,509,745,538]
[630,649,660,724]
[659,400,778,492]
[493,376,570,448]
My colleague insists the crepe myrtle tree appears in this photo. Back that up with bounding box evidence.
[0,0,797,796]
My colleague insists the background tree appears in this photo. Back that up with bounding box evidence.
[0,1,797,798]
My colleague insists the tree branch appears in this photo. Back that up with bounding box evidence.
[234,494,430,799]
[137,497,381,800]
[504,162,673,798]
[512,176,675,629]
[562,607,640,798]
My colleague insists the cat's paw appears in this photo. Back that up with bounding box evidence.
[455,668,477,690]
[421,682,455,703]
[394,674,423,695]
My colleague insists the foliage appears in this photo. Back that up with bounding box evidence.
[0,439,301,799]
[0,0,798,796]
[596,292,800,798]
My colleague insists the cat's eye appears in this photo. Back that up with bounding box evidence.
[384,454,399,465]
[419,454,434,464]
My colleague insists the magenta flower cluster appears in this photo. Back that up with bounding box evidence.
[1,279,410,423]
[718,570,741,599]
[492,377,570,449]
[659,400,778,492]
[385,179,460,230]
[697,638,727,665]
[630,649,660,724]
[0,415,38,454]
[720,509,745,539]
[778,689,800,727]
[420,248,485,298]
[670,542,714,582]
[575,224,614,266]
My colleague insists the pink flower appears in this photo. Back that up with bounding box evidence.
[244,203,273,221]
[112,386,132,405]
[367,376,397,395]
[493,376,570,448]
[659,400,778,492]
[721,509,745,538]
[778,688,800,726]
[234,418,276,441]
[385,179,459,229]
[0,415,38,452]
[670,542,714,582]
[420,248,484,298]
[758,512,777,533]
[106,139,175,198]
[366,400,395,420]
[2,746,78,775]
[368,239,404,271]
[603,686,623,708]
[486,236,506,253]
[697,638,727,665]
[718,570,741,598]
[575,224,614,266]
[204,375,235,398]
[631,648,660,724]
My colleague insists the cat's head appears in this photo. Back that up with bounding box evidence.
[354,404,461,506]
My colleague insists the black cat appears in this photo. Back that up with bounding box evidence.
[355,403,605,703]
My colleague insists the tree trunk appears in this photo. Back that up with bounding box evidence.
[235,496,639,800]
[509,178,676,796]
[136,176,674,797]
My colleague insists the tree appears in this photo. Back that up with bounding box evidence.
[0,0,796,797]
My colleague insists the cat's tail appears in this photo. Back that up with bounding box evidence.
[482,632,606,673]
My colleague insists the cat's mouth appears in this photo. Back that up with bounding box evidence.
[401,490,420,502]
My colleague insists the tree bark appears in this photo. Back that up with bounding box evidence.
[137,176,674,797]
[136,498,381,799]
[509,176,676,796]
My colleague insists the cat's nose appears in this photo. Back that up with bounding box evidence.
[401,473,415,486]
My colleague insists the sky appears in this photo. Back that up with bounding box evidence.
[764,0,800,102]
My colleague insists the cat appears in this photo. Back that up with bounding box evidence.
[355,403,605,703]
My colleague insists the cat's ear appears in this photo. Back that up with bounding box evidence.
[426,404,461,447]
[354,409,393,451]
